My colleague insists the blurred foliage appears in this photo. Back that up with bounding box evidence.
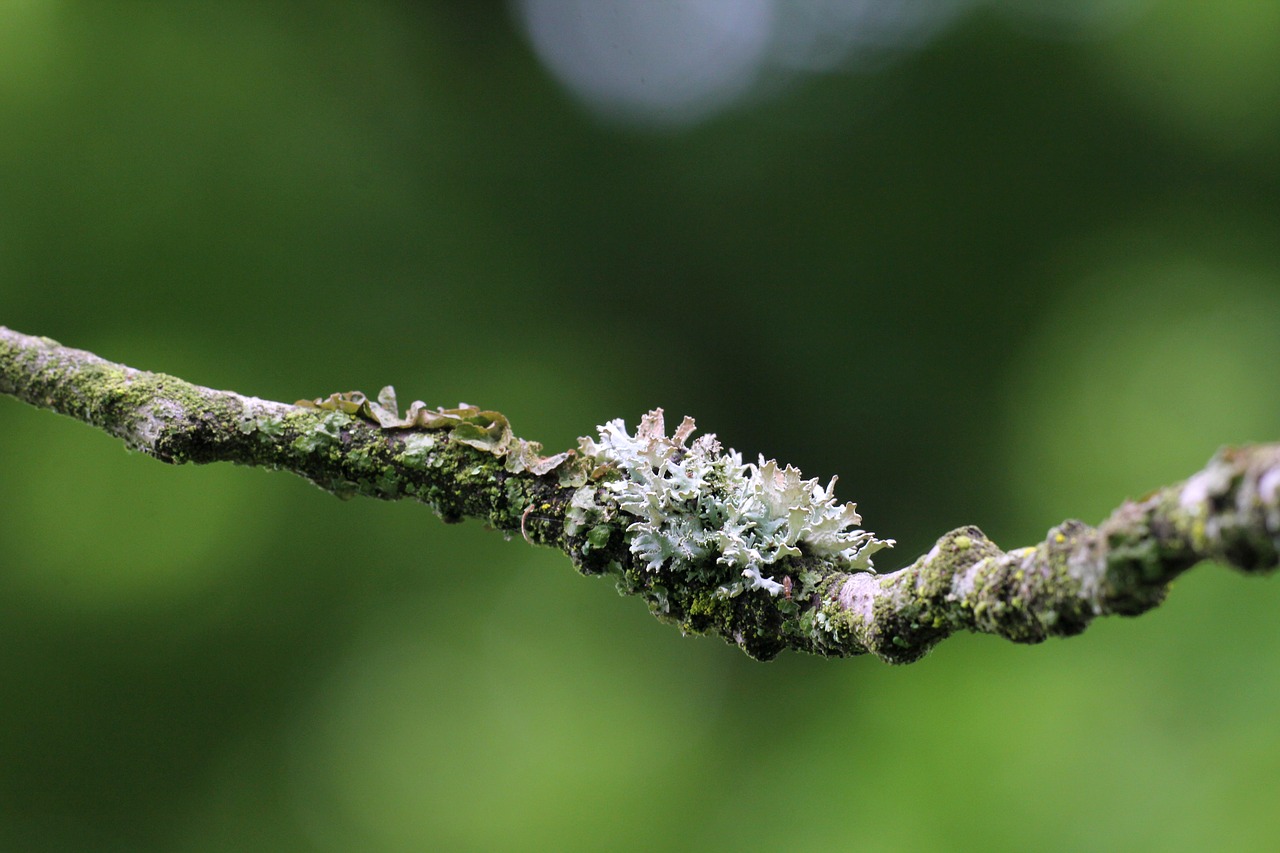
[1,2,1279,850]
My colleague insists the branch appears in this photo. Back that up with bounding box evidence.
[3,326,1278,662]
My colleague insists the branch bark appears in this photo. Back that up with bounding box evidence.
[2,326,1278,662]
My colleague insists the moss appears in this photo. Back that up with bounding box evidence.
[375,470,401,495]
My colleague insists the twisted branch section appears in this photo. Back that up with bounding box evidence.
[818,445,1280,663]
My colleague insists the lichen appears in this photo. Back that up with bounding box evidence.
[398,432,437,465]
[569,409,893,597]
[298,386,575,477]
[292,411,350,454]
[13,325,1280,663]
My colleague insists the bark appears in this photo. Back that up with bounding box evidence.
[3,326,1277,662]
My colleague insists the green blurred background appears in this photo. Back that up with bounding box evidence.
[2,1,1280,850]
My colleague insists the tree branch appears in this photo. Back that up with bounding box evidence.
[2,326,1278,662]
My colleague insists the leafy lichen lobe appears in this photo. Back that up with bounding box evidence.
[299,386,576,477]
[569,409,893,597]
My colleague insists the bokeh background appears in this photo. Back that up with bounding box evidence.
[2,1,1280,850]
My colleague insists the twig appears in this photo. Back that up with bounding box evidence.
[2,326,1277,661]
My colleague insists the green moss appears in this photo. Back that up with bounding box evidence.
[376,470,401,494]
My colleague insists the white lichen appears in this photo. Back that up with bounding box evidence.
[1067,543,1104,613]
[1259,465,1280,534]
[1179,459,1234,513]
[838,573,879,623]
[569,409,893,596]
[949,556,989,602]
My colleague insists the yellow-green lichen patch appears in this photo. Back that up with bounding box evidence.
[398,432,437,466]
[237,413,286,445]
[291,411,351,454]
[299,385,576,478]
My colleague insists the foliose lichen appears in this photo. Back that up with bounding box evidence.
[298,386,575,476]
[568,409,893,597]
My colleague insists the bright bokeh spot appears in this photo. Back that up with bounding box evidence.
[513,0,969,125]
[515,0,777,126]
[513,0,1154,126]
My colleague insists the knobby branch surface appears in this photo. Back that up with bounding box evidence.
[2,326,1278,662]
